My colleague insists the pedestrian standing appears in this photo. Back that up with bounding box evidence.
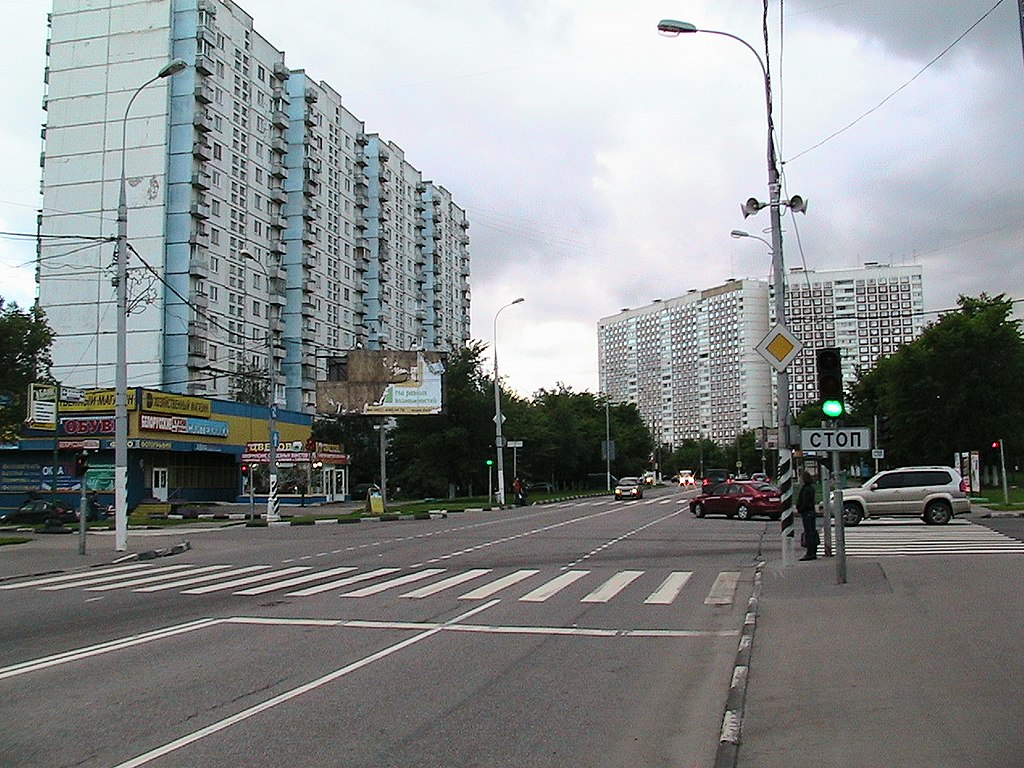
[797,470,819,561]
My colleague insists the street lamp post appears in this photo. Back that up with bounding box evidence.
[114,58,187,551]
[658,20,799,565]
[493,298,525,506]
[243,251,279,522]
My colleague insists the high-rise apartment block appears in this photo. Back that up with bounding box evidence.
[598,264,924,447]
[37,0,471,413]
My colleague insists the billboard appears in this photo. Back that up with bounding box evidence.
[316,350,446,416]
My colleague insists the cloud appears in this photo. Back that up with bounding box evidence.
[2,0,1020,398]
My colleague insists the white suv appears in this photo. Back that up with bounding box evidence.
[841,466,971,526]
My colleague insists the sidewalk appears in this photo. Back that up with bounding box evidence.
[736,552,1024,767]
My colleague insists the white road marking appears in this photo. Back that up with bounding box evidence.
[338,569,446,597]
[85,565,234,592]
[705,572,741,605]
[111,600,501,768]
[0,618,220,681]
[581,571,644,603]
[287,567,399,597]
[400,569,492,598]
[644,571,693,604]
[458,569,539,600]
[181,567,313,595]
[135,565,271,592]
[234,566,357,596]
[0,564,152,590]
[37,564,194,591]
[519,570,589,602]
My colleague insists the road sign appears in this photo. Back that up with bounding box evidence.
[755,324,803,372]
[507,440,523,448]
[871,448,885,459]
[801,428,871,452]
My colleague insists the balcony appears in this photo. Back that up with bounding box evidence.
[271,137,288,155]
[304,87,318,103]
[193,140,212,161]
[270,162,286,179]
[269,239,285,255]
[302,228,316,245]
[269,187,287,204]
[356,133,369,146]
[272,110,289,129]
[190,200,211,220]
[191,172,211,190]
[195,81,214,104]
[188,256,210,278]
[191,292,210,309]
[192,110,213,133]
[268,214,286,230]
[273,61,290,80]
[189,229,210,247]
[194,54,214,76]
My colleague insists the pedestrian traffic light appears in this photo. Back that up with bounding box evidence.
[74,453,89,477]
[816,347,844,418]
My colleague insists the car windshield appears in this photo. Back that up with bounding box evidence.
[619,477,640,485]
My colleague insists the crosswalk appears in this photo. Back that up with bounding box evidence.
[0,563,742,608]
[843,519,1024,557]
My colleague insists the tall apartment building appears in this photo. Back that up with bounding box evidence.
[779,263,925,414]
[598,280,773,447]
[598,264,924,448]
[36,0,470,413]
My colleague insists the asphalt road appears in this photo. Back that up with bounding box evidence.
[0,485,772,768]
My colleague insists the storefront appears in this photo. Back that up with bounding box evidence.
[0,387,317,515]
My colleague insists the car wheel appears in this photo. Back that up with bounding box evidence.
[924,500,953,525]
[736,504,751,521]
[693,502,706,518]
[842,502,863,527]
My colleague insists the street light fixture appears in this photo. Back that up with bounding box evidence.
[730,229,773,250]
[243,251,280,522]
[114,57,188,551]
[657,20,802,565]
[493,297,525,506]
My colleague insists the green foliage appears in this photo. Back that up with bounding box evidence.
[0,298,55,441]
[233,361,269,405]
[849,294,1024,466]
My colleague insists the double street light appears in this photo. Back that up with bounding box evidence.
[114,58,188,551]
[657,20,806,565]
[493,298,525,506]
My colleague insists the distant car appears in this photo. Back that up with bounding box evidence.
[349,483,378,501]
[841,466,971,526]
[678,470,696,487]
[0,499,77,526]
[528,481,554,493]
[751,472,770,483]
[701,468,730,492]
[690,480,782,521]
[614,477,644,500]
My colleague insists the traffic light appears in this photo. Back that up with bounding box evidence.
[816,347,844,418]
[241,463,250,476]
[74,453,89,477]
[877,415,892,446]
[992,440,1001,450]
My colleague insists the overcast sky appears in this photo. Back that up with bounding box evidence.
[2,0,1022,397]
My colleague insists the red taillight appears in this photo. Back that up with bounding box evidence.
[960,478,970,493]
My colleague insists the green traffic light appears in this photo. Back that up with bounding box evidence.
[822,399,844,418]
[485,459,494,466]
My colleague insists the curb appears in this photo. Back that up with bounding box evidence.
[112,540,192,562]
[714,560,764,768]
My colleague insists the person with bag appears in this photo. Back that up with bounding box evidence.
[797,470,819,561]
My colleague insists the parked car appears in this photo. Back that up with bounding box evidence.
[841,466,971,526]
[701,468,730,491]
[614,477,644,500]
[690,480,782,520]
[0,499,78,526]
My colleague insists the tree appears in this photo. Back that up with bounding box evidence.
[0,298,55,442]
[848,294,1024,467]
[388,342,495,498]
[232,361,269,405]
